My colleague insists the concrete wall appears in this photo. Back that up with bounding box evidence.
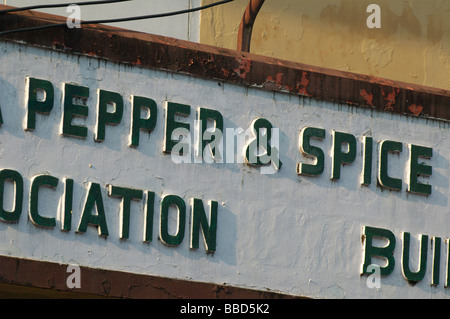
[200,0,450,91]
[6,0,449,91]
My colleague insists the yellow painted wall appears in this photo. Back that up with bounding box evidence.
[200,0,450,91]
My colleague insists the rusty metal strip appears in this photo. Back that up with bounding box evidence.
[0,255,299,299]
[0,5,450,122]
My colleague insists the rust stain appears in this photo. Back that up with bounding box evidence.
[267,72,283,86]
[233,57,252,79]
[207,53,215,64]
[221,67,230,77]
[382,88,400,111]
[265,72,284,90]
[360,89,373,106]
[297,71,310,96]
[409,104,423,116]
[134,56,142,66]
[51,41,71,51]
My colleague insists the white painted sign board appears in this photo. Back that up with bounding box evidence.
[1,40,449,298]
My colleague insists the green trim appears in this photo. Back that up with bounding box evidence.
[95,89,124,142]
[361,226,396,276]
[130,96,157,147]
[61,83,89,138]
[378,140,403,191]
[401,232,428,282]
[108,185,143,239]
[0,169,23,223]
[26,77,54,131]
[77,182,109,237]
[190,198,218,252]
[297,127,325,176]
[29,174,58,228]
[160,194,186,246]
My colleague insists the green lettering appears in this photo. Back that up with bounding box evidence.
[361,226,396,276]
[408,144,432,195]
[446,239,450,288]
[331,131,356,180]
[190,198,218,252]
[61,83,89,138]
[95,89,123,142]
[432,237,441,286]
[160,194,185,246]
[402,232,428,282]
[62,178,74,231]
[130,96,157,147]
[297,127,325,176]
[143,191,155,243]
[108,185,143,239]
[0,169,23,223]
[29,174,59,228]
[77,182,109,237]
[245,118,282,170]
[378,140,402,191]
[163,102,191,155]
[361,136,373,186]
[198,107,223,160]
[26,77,54,131]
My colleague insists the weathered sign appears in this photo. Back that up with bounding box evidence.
[1,37,450,298]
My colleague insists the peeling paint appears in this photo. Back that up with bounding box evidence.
[266,72,283,86]
[233,57,252,79]
[382,87,400,111]
[409,104,423,116]
[296,71,309,96]
[360,89,373,106]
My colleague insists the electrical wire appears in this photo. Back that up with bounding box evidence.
[0,0,133,14]
[0,0,235,36]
